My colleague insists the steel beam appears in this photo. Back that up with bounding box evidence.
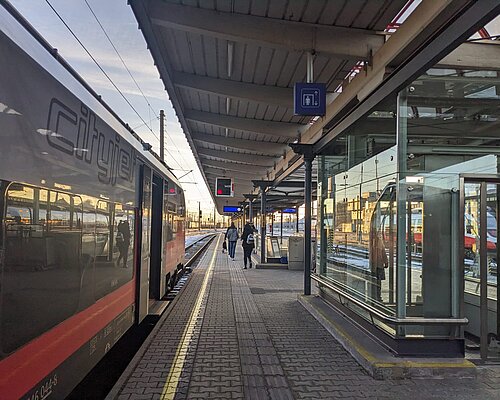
[206,175,254,188]
[192,132,285,156]
[198,148,276,166]
[201,159,269,174]
[148,1,384,60]
[173,71,294,108]
[185,109,304,139]
[438,41,500,71]
[203,167,264,180]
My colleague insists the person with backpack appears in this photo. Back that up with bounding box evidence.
[241,222,256,269]
[225,222,239,260]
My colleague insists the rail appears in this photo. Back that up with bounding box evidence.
[184,234,216,268]
[311,273,469,327]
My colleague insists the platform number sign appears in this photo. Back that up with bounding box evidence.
[215,177,234,197]
[294,82,326,116]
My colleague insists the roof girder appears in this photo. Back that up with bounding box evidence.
[173,71,294,108]
[192,132,286,156]
[203,167,267,180]
[185,109,304,139]
[201,159,269,174]
[199,148,276,167]
[438,41,500,71]
[148,1,384,60]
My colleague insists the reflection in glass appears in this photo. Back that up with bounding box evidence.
[0,181,135,354]
[318,145,397,316]
[2,183,82,353]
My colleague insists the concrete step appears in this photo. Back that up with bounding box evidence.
[299,294,477,380]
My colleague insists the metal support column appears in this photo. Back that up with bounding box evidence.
[244,194,257,225]
[159,109,165,162]
[253,181,272,264]
[296,207,299,233]
[280,210,283,244]
[304,157,313,295]
[198,201,201,232]
[249,200,253,224]
[396,89,408,335]
[240,202,246,227]
[306,51,314,83]
[479,182,488,361]
[260,189,266,263]
[290,144,315,296]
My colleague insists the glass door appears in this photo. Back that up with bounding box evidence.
[463,180,499,362]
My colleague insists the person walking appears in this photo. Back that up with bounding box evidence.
[225,222,239,260]
[241,222,256,269]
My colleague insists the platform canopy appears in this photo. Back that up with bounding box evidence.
[130,0,500,213]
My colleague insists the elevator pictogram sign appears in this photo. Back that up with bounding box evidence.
[294,82,326,116]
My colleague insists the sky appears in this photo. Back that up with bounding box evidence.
[9,0,215,215]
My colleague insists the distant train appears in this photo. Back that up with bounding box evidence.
[0,2,185,399]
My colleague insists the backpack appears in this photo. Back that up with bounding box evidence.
[246,233,254,245]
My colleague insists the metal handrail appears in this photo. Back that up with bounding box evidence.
[311,274,469,326]
[464,275,497,288]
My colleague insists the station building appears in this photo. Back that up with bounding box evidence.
[131,0,500,364]
[314,18,500,361]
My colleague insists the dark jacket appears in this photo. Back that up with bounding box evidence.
[241,224,256,248]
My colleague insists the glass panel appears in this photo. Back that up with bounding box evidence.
[94,200,134,300]
[402,62,500,333]
[463,182,500,360]
[464,183,482,296]
[485,183,499,359]
[319,145,398,317]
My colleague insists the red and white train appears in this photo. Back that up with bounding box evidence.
[0,1,185,398]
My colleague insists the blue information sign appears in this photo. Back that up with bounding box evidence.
[282,208,297,213]
[223,206,242,213]
[294,82,326,116]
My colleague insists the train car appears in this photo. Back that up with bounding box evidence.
[0,1,185,399]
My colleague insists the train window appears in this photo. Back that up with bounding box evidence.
[94,201,134,300]
[163,183,174,242]
[1,183,82,354]
[95,200,111,260]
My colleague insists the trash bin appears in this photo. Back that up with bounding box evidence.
[287,234,304,270]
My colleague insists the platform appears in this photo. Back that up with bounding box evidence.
[107,235,500,400]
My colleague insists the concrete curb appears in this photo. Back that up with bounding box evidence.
[298,294,477,380]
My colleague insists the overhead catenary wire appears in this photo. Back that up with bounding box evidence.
[82,0,200,172]
[44,0,185,170]
[83,0,156,115]
[85,0,216,200]
[83,0,196,173]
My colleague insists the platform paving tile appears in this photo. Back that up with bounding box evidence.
[111,236,500,400]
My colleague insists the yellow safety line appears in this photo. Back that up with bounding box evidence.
[160,235,220,400]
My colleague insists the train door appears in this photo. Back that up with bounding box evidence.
[149,174,163,300]
[136,164,152,323]
[462,178,500,362]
